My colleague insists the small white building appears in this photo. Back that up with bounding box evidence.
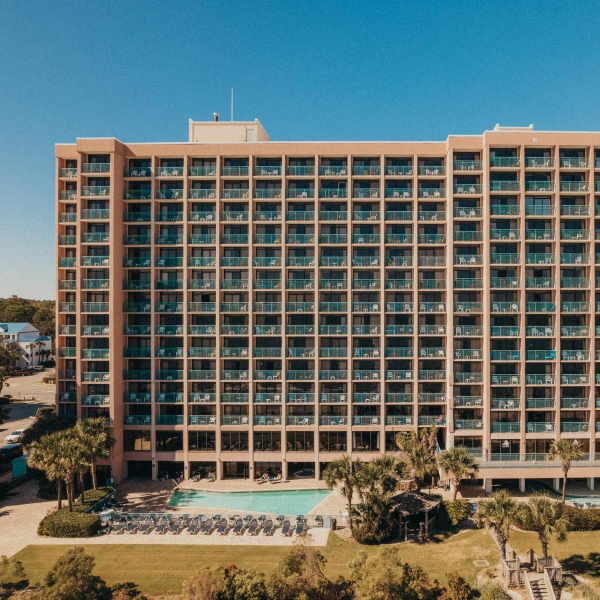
[0,323,52,368]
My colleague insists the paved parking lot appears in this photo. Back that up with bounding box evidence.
[0,372,55,445]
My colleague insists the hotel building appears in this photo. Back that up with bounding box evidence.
[56,119,600,490]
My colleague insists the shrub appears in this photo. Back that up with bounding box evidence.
[562,505,600,531]
[42,374,56,384]
[440,572,474,600]
[353,492,399,544]
[436,500,473,533]
[477,584,511,600]
[38,509,101,538]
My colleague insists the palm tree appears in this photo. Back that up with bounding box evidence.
[75,417,115,489]
[57,430,89,511]
[357,454,405,500]
[548,439,584,504]
[395,427,438,490]
[517,493,568,558]
[438,447,480,501]
[323,456,364,534]
[27,434,67,509]
[476,489,518,559]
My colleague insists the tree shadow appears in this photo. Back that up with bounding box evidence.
[561,553,600,579]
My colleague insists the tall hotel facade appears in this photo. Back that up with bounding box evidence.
[56,120,600,490]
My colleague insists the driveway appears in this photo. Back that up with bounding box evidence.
[1,372,55,445]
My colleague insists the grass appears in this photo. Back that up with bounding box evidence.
[509,530,600,583]
[13,529,497,595]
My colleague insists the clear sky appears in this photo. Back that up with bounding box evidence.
[1,0,600,300]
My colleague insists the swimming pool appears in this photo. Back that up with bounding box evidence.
[168,489,332,515]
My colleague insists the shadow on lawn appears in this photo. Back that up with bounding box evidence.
[562,553,600,580]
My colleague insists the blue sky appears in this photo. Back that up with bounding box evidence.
[1,0,600,299]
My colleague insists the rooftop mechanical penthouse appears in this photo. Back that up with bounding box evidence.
[56,119,600,490]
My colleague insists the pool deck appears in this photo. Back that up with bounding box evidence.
[116,479,347,518]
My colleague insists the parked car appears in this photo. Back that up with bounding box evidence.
[5,429,26,443]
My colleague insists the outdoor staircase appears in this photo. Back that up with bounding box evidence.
[527,574,552,600]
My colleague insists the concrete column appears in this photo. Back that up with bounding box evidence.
[483,478,492,494]
[588,477,595,491]
[519,478,526,493]
[282,459,288,480]
[151,458,157,481]
[553,478,561,492]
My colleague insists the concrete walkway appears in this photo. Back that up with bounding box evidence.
[0,480,329,557]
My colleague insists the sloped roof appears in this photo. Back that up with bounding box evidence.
[0,323,36,334]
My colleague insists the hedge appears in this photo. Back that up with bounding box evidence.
[37,487,113,537]
[562,505,600,531]
[38,509,101,537]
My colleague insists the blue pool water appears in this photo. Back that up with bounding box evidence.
[168,489,331,514]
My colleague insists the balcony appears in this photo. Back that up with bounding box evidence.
[287,165,315,176]
[188,189,216,200]
[155,211,183,221]
[418,416,446,426]
[490,181,520,192]
[124,166,152,177]
[560,181,589,192]
[157,393,184,403]
[287,370,315,380]
[454,419,484,431]
[526,398,555,409]
[353,188,380,199]
[287,302,315,312]
[561,398,590,409]
[189,325,218,335]
[156,415,184,426]
[526,374,555,385]
[83,372,110,383]
[82,256,109,267]
[253,416,281,426]
[490,204,520,216]
[490,157,520,168]
[561,301,590,312]
[454,231,483,242]
[454,207,482,218]
[561,350,589,361]
[287,416,315,426]
[155,257,183,267]
[124,415,151,426]
[491,253,519,265]
[286,211,314,221]
[81,302,109,313]
[156,302,183,313]
[525,157,555,168]
[82,395,110,406]
[82,186,110,197]
[525,422,555,433]
[454,349,483,359]
[124,211,151,222]
[560,422,589,433]
[454,302,483,313]
[453,184,481,195]
[454,396,483,407]
[526,350,555,361]
[222,370,249,380]
[525,181,555,192]
[526,302,555,313]
[124,190,152,200]
[491,422,520,433]
[188,370,216,380]
[491,277,520,288]
[418,210,445,221]
[287,234,315,244]
[123,370,151,380]
[491,350,520,361]
[491,374,520,385]
[156,166,184,177]
[490,229,519,241]
[561,277,589,288]
[254,370,282,380]
[526,229,554,240]
[82,348,109,359]
[526,277,554,289]
[254,302,281,313]
[189,415,217,426]
[561,253,589,265]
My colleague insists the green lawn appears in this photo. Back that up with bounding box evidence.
[509,530,600,583]
[13,529,498,595]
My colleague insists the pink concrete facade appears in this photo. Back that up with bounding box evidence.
[55,122,600,487]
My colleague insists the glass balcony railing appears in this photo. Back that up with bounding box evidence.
[188,415,217,426]
[419,370,446,380]
[82,185,110,196]
[526,302,555,313]
[82,256,109,266]
[289,347,316,357]
[58,211,77,222]
[561,277,589,288]
[286,234,315,244]
[254,370,281,380]
[525,422,555,433]
[490,181,520,191]
[491,277,520,288]
[525,157,554,168]
[319,210,348,221]
[561,350,589,361]
[385,347,413,358]
[386,370,413,381]
[157,166,184,177]
[221,234,249,244]
[188,370,216,380]
[454,207,483,218]
[81,209,110,220]
[188,166,217,176]
[81,302,109,313]
[491,302,520,313]
[222,165,249,176]
[561,398,590,409]
[455,254,482,265]
[255,392,281,403]
[124,189,152,199]
[188,189,216,200]
[560,422,590,433]
[155,211,183,221]
[561,205,590,216]
[454,419,483,430]
[526,374,555,385]
[221,211,248,221]
[353,188,380,199]
[124,211,151,222]
[490,204,520,215]
[155,415,184,426]
[491,422,520,433]
[490,157,520,168]
[123,324,150,335]
[525,229,554,241]
[490,228,519,240]
[454,349,483,359]
[491,253,519,264]
[123,347,152,358]
[418,210,445,221]
[560,181,589,192]
[286,210,314,221]
[526,350,556,360]
[82,395,110,406]
[287,325,315,334]
[287,302,315,312]
[561,253,589,264]
[562,374,590,384]
[58,370,76,380]
[123,370,151,380]
[82,348,109,359]
[491,374,519,385]
[155,302,183,313]
[526,398,555,409]
[287,370,315,380]
[454,160,482,171]
[491,350,520,361]
[526,277,554,289]
[454,231,483,242]
[124,415,151,426]
[157,392,185,403]
[525,181,555,192]
[453,184,481,194]
[386,325,414,335]
[454,302,483,313]
[188,210,216,223]
[454,278,483,289]
[454,396,483,407]
[317,324,346,335]
[83,372,110,382]
[319,189,348,199]
[287,165,315,176]
[320,370,347,380]
[561,326,589,336]
[561,301,590,312]
[255,210,282,221]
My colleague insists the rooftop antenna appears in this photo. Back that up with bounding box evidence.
[231,87,234,121]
